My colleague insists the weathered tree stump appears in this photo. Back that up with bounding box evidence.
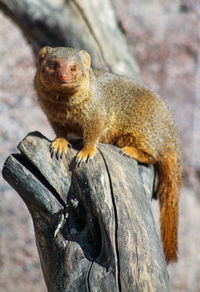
[2,132,171,291]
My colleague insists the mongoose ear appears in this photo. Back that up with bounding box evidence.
[38,46,52,65]
[79,50,91,70]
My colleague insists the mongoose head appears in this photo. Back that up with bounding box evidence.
[37,46,91,91]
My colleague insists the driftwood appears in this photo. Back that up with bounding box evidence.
[2,132,171,291]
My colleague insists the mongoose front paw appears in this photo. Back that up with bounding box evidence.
[76,146,97,166]
[50,138,71,159]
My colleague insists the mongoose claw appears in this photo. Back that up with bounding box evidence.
[50,138,71,160]
[119,149,129,157]
[76,147,96,166]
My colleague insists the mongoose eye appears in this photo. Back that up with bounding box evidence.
[71,65,77,72]
[53,62,58,70]
[49,61,58,70]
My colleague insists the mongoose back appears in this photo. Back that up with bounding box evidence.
[35,46,182,264]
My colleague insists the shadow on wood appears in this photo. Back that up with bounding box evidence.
[2,132,171,291]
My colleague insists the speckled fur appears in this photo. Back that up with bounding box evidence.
[34,46,182,264]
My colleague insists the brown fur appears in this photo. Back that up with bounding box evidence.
[34,46,182,264]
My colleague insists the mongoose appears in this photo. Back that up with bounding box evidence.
[34,46,182,264]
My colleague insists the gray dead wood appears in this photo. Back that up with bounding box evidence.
[2,132,171,292]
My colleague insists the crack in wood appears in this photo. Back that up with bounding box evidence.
[135,235,140,282]
[72,0,112,72]
[97,147,121,292]
[87,260,94,292]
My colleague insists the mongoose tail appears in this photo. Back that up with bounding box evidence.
[157,150,182,263]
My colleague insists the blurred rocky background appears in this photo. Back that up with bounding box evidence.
[0,0,200,291]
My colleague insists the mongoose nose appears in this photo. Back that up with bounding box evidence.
[59,73,67,80]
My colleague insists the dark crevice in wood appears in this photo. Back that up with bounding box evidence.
[152,168,158,200]
[97,147,121,292]
[12,152,66,208]
[87,260,94,292]
[48,169,102,263]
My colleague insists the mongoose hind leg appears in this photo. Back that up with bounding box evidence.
[120,146,156,164]
[50,137,71,159]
